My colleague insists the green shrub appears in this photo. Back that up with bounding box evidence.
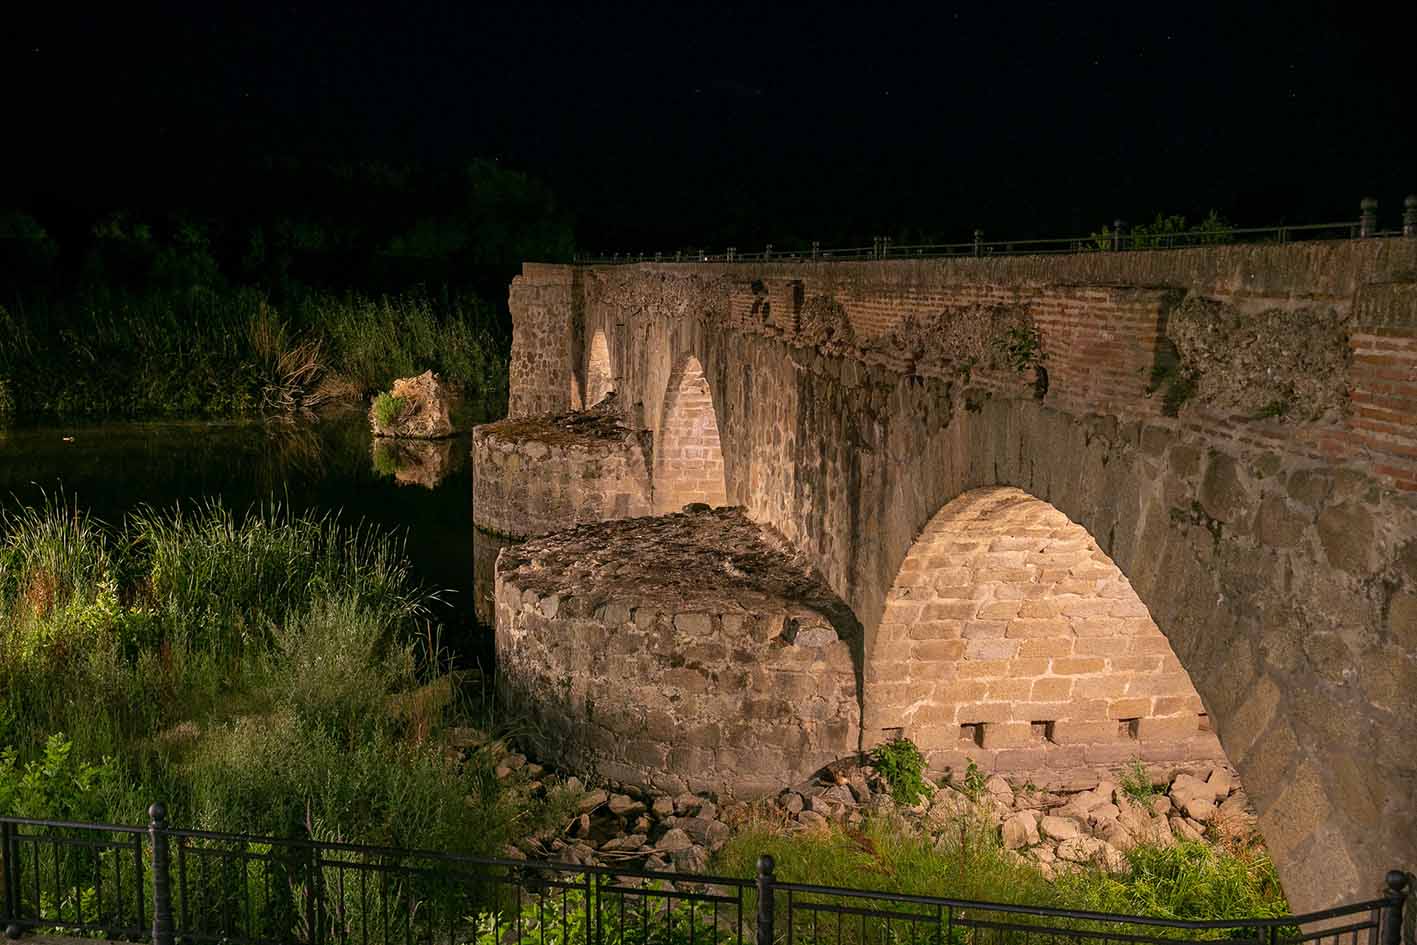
[373,392,407,429]
[870,737,928,806]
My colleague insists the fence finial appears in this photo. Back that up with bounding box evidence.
[756,854,777,945]
[1381,870,1409,945]
[1360,197,1379,238]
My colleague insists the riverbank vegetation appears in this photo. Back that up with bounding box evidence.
[0,157,576,427]
[715,813,1291,928]
[0,287,508,423]
[0,495,571,854]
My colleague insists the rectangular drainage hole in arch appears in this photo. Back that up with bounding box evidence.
[1119,718,1140,739]
[959,723,985,747]
[1030,720,1056,744]
[1198,712,1212,732]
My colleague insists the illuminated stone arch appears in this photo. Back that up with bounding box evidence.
[586,329,614,407]
[653,354,728,514]
[866,486,1220,779]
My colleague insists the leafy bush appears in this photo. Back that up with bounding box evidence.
[374,392,408,429]
[0,732,114,821]
[870,737,928,806]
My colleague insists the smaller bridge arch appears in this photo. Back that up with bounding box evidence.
[586,329,615,407]
[653,354,728,514]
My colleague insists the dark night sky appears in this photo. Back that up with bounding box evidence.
[5,1,1414,253]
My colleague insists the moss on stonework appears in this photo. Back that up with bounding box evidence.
[477,392,637,449]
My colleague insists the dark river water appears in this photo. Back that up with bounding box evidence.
[0,409,504,667]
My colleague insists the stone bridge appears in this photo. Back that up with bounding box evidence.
[473,240,1417,912]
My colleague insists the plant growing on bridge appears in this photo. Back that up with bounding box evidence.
[373,392,409,428]
[1120,760,1156,804]
[870,736,928,806]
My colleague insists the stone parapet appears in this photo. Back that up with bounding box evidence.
[493,508,862,797]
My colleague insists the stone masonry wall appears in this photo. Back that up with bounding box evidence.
[472,398,652,539]
[870,486,1221,787]
[508,264,580,418]
[502,240,1417,912]
[494,509,860,797]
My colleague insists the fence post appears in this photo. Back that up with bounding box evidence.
[149,804,174,945]
[1360,197,1379,238]
[882,237,892,258]
[973,229,983,257]
[756,854,776,945]
[765,243,773,260]
[811,240,820,260]
[1403,195,1417,237]
[1112,219,1124,251]
[306,843,321,945]
[3,820,19,940]
[1382,871,1409,945]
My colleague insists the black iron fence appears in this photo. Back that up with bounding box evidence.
[1,806,1409,945]
[574,197,1417,265]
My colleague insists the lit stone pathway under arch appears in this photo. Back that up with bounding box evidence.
[868,486,1222,783]
[653,355,728,514]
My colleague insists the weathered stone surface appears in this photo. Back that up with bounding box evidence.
[1002,811,1040,849]
[370,370,453,439]
[472,394,653,538]
[1168,298,1349,423]
[1040,815,1082,841]
[495,508,860,797]
[655,828,693,853]
[490,247,1417,914]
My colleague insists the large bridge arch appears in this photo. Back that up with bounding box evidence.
[501,246,1417,911]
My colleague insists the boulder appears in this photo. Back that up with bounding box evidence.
[655,828,693,853]
[1040,816,1082,841]
[984,775,1015,807]
[671,845,710,874]
[578,789,609,813]
[609,794,646,817]
[1002,811,1040,850]
[796,809,829,831]
[1170,814,1205,842]
[370,370,453,439]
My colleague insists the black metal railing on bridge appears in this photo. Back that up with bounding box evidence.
[573,196,1417,265]
[1,805,1410,945]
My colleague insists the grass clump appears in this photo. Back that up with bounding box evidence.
[0,493,547,854]
[373,392,408,429]
[715,814,1291,932]
[870,737,928,806]
[1120,760,1157,804]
